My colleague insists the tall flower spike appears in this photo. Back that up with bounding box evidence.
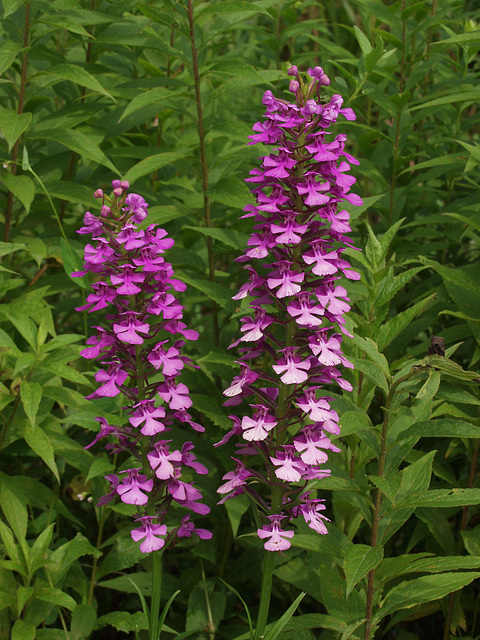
[217,65,361,551]
[75,181,211,552]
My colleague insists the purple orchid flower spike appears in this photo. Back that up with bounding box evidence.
[216,66,361,551]
[75,180,210,552]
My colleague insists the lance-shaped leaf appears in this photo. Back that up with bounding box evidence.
[344,544,383,596]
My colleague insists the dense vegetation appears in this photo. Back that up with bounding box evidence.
[1,1,480,639]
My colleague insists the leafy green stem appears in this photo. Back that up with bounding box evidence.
[364,365,428,640]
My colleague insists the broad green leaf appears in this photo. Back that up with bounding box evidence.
[96,611,147,633]
[0,590,16,612]
[336,410,372,438]
[399,488,480,508]
[368,474,400,504]
[0,520,24,567]
[187,226,249,251]
[85,456,115,483]
[0,39,22,75]
[348,356,389,394]
[12,620,36,640]
[224,492,249,538]
[30,524,54,572]
[71,604,97,639]
[462,526,480,556]
[0,241,26,257]
[123,150,190,184]
[395,451,435,503]
[0,109,32,152]
[49,533,99,583]
[375,553,434,586]
[376,267,426,307]
[45,64,114,101]
[47,181,95,207]
[376,294,436,351]
[419,354,480,382]
[38,15,94,38]
[119,87,184,122]
[60,238,88,289]
[344,544,383,596]
[34,129,119,174]
[17,587,35,615]
[22,424,60,483]
[208,176,254,209]
[34,587,76,611]
[402,418,480,440]
[2,173,35,213]
[351,336,390,379]
[2,0,27,17]
[0,473,28,542]
[190,393,230,429]
[20,380,42,427]
[377,572,480,620]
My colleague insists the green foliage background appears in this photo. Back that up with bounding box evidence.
[1,0,480,639]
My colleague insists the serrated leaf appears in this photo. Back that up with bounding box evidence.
[344,544,383,596]
[2,173,34,212]
[38,15,94,38]
[376,294,436,351]
[2,0,27,17]
[348,356,389,394]
[352,336,390,379]
[419,354,480,381]
[377,572,480,620]
[376,267,426,307]
[96,611,148,633]
[402,418,480,440]
[20,380,42,427]
[462,526,480,556]
[34,587,76,611]
[45,64,114,101]
[398,488,480,508]
[0,109,32,152]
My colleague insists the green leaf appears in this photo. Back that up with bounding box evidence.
[46,181,96,207]
[0,39,22,75]
[38,15,94,38]
[34,587,76,611]
[399,488,480,508]
[49,533,99,583]
[396,451,436,503]
[0,109,32,152]
[376,267,426,307]
[263,592,306,640]
[187,226,249,251]
[34,129,119,174]
[376,294,436,351]
[85,456,115,483]
[123,150,190,184]
[344,544,383,596]
[61,237,88,289]
[2,0,27,19]
[219,578,254,639]
[432,32,480,46]
[348,356,389,394]
[96,611,147,633]
[12,620,36,640]
[44,64,115,101]
[0,590,16,612]
[30,524,54,572]
[352,336,390,379]
[403,418,480,440]
[22,424,60,483]
[410,90,480,111]
[354,25,372,54]
[419,354,480,382]
[377,572,480,620]
[71,604,97,639]
[462,526,480,556]
[20,380,42,427]
[0,473,28,542]
[119,87,184,122]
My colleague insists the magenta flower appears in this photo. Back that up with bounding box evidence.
[75,181,210,552]
[216,66,360,551]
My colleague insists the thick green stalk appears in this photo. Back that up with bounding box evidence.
[150,550,163,640]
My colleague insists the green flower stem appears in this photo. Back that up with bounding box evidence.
[150,550,163,640]
[363,365,428,640]
[87,505,106,606]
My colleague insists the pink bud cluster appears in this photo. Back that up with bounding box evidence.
[75,180,211,552]
[216,66,361,551]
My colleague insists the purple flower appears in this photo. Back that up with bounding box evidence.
[216,66,361,550]
[75,180,209,552]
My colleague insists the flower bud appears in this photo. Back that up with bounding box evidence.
[289,80,300,93]
[111,180,121,189]
[287,65,298,76]
[121,180,130,191]
[94,189,104,199]
[308,66,324,79]
[101,205,111,217]
[113,188,123,198]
